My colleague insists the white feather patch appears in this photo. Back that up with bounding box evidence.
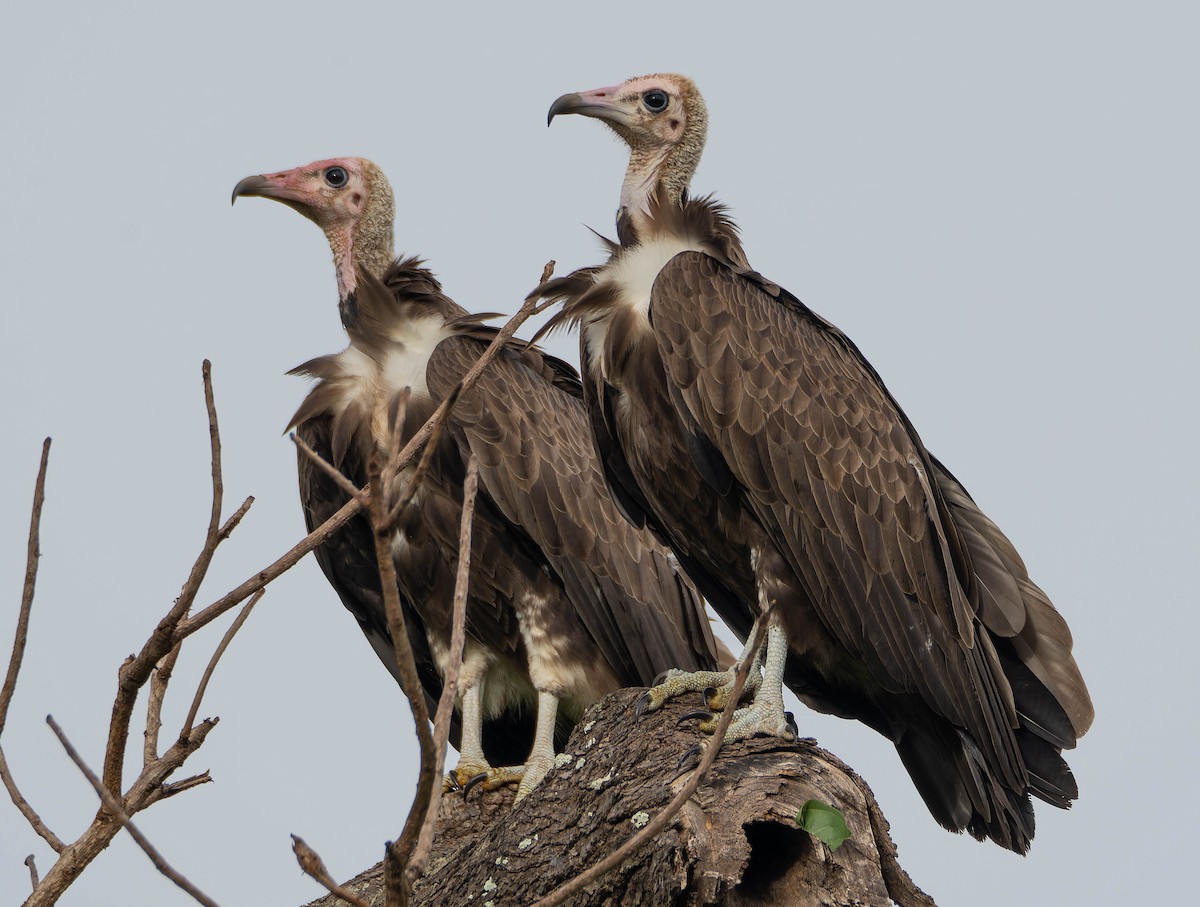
[608,235,704,319]
[586,235,704,372]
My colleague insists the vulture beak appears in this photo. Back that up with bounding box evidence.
[231,174,274,206]
[547,87,634,128]
[231,171,320,218]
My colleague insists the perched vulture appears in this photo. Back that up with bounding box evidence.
[233,157,723,797]
[536,75,1093,851]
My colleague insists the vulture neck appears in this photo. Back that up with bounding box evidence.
[621,145,677,225]
[620,133,703,238]
[327,216,395,325]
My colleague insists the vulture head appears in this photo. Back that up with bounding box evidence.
[233,157,395,303]
[548,73,707,219]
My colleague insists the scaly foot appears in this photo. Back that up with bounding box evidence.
[634,664,763,717]
[443,760,526,798]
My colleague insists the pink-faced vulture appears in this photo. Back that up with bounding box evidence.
[233,157,724,798]
[535,75,1092,851]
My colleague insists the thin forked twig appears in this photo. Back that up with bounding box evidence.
[531,612,775,907]
[178,263,556,647]
[379,386,412,506]
[180,590,264,739]
[291,835,371,907]
[407,455,479,884]
[382,390,454,529]
[145,643,183,765]
[47,716,222,907]
[103,361,230,795]
[156,771,213,801]
[0,438,66,854]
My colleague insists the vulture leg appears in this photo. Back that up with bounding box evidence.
[444,674,524,794]
[640,612,797,753]
[445,684,562,803]
[513,691,559,802]
[710,619,796,743]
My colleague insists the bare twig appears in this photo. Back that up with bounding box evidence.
[381,389,455,529]
[25,853,39,890]
[379,387,412,506]
[1,437,51,734]
[157,771,213,800]
[0,439,65,855]
[145,643,183,765]
[531,613,774,907]
[128,722,218,813]
[180,590,263,738]
[407,455,479,884]
[218,495,255,541]
[292,834,372,907]
[292,432,373,506]
[178,497,360,641]
[47,716,222,907]
[1,746,65,852]
[373,457,433,907]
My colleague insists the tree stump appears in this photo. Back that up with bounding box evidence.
[304,689,935,906]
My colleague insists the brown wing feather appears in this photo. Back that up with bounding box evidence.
[652,251,1029,787]
[424,335,720,685]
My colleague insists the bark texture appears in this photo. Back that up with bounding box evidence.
[305,689,935,907]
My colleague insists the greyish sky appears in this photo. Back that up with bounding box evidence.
[2,2,1195,904]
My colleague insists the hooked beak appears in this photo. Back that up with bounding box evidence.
[231,174,274,206]
[547,87,634,128]
[231,172,319,219]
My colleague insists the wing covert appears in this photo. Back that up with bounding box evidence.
[425,335,719,685]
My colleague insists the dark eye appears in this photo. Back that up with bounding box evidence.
[643,90,669,112]
[324,167,348,188]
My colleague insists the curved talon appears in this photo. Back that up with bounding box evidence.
[677,708,716,726]
[443,772,462,793]
[634,690,654,718]
[462,772,489,801]
[673,744,704,780]
[703,685,729,711]
[652,669,673,687]
[785,711,799,738]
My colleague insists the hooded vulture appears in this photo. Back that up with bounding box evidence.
[536,75,1093,851]
[233,157,723,797]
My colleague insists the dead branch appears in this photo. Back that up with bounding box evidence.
[47,716,221,907]
[406,455,479,888]
[304,687,935,907]
[24,854,38,891]
[180,590,263,738]
[1,747,65,854]
[293,432,372,506]
[145,642,183,765]
[218,495,255,541]
[9,364,261,906]
[1,437,50,734]
[102,360,228,795]
[532,613,772,907]
[292,835,372,907]
[0,438,65,856]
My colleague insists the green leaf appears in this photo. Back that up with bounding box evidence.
[796,799,851,851]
